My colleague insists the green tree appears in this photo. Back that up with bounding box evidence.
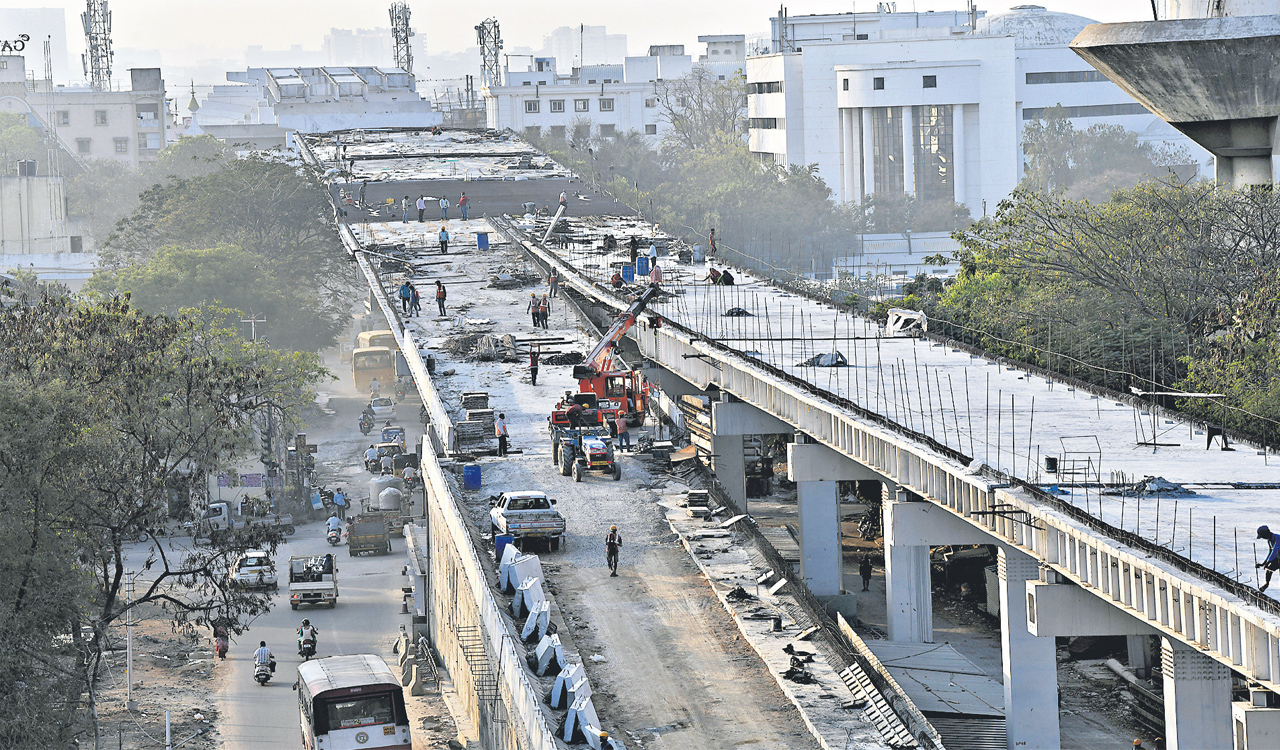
[86,243,347,352]
[1020,105,1192,201]
[0,295,326,746]
[656,66,747,152]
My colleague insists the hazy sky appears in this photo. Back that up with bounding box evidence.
[0,0,1157,63]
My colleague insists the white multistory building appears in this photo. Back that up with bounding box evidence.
[747,6,1209,211]
[483,38,746,142]
[190,66,440,150]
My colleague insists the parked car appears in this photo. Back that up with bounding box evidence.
[489,490,566,552]
[229,550,278,591]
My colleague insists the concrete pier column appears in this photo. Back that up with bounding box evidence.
[710,399,791,512]
[1127,634,1154,679]
[883,488,932,643]
[882,489,994,643]
[788,441,886,597]
[796,479,843,596]
[1162,637,1232,750]
[999,546,1059,750]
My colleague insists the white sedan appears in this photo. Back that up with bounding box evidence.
[369,397,396,419]
[229,550,278,591]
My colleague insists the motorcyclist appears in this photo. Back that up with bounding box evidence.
[326,514,344,535]
[364,444,378,470]
[254,640,274,667]
[605,525,622,577]
[297,619,319,653]
[379,452,394,474]
[369,377,381,398]
[403,464,419,488]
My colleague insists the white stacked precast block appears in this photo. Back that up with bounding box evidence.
[1000,547,1060,750]
[1162,637,1232,750]
[787,441,886,596]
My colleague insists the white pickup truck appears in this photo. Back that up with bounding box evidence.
[489,491,566,552]
[196,501,294,539]
[288,554,339,610]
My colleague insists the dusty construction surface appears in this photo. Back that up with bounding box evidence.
[389,220,823,749]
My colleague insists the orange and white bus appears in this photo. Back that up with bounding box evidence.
[352,347,396,394]
[296,654,411,749]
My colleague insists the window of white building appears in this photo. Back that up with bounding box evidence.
[525,100,540,113]
[913,105,953,203]
[923,75,937,89]
[575,99,589,112]
[599,124,616,137]
[57,110,69,125]
[114,137,129,154]
[873,77,885,91]
[94,110,108,126]
[870,108,903,194]
[76,138,91,154]
[599,99,614,112]
[645,124,657,135]
[524,126,541,138]
[550,100,565,113]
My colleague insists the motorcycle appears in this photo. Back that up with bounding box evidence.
[359,415,373,435]
[254,660,274,685]
[365,457,381,474]
[299,637,317,661]
[327,528,342,546]
[395,381,408,400]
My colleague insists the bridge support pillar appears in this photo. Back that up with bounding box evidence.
[883,490,994,643]
[1162,637,1232,750]
[710,400,790,512]
[1000,546,1060,750]
[788,441,885,597]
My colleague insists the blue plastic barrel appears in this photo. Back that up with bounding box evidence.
[637,256,650,277]
[495,534,515,559]
[621,265,634,283]
[463,463,482,490]
[476,232,490,250]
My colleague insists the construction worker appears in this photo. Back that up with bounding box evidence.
[527,293,540,328]
[610,271,624,289]
[548,268,559,297]
[435,280,447,316]
[614,412,630,452]
[529,348,540,386]
[495,412,509,457]
[538,294,551,328]
[438,225,450,255]
[703,267,722,285]
[649,261,663,287]
[566,401,585,429]
[1258,525,1280,592]
[605,525,622,576]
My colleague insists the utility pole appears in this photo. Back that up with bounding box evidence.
[240,316,266,342]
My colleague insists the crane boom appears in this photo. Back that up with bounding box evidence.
[576,285,660,377]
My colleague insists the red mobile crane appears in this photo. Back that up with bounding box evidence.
[551,285,660,428]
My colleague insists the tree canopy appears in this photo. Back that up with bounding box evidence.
[0,295,324,746]
[1020,105,1192,201]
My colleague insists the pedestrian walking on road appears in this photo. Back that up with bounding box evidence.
[438,225,450,255]
[409,284,421,317]
[435,281,447,316]
[458,192,469,221]
[605,526,622,576]
[548,268,559,297]
[398,281,413,314]
[529,348,540,386]
[859,554,873,591]
[495,412,509,457]
[416,195,427,222]
[439,195,450,221]
[402,195,410,223]
[527,293,540,328]
[358,180,367,206]
[538,294,550,328]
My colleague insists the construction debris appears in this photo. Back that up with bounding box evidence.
[541,352,585,366]
[797,352,848,368]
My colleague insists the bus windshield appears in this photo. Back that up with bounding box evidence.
[358,331,397,350]
[325,694,395,731]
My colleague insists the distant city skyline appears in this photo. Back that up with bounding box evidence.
[0,0,1159,84]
